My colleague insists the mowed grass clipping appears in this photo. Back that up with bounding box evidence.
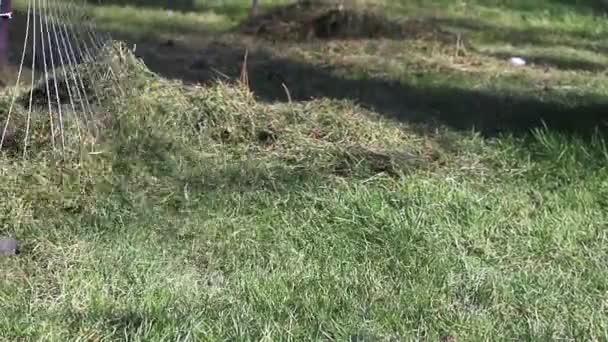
[2,2,608,342]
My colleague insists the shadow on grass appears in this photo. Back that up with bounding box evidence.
[487,51,608,72]
[540,0,607,13]
[89,0,196,11]
[431,17,608,56]
[131,39,608,139]
[485,0,608,14]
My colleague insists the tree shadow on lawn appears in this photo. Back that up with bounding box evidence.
[490,0,608,15]
[132,38,608,139]
[87,0,288,24]
[545,0,608,13]
[431,16,608,57]
[486,51,608,73]
[89,0,197,11]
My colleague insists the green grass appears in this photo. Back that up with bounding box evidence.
[2,0,608,340]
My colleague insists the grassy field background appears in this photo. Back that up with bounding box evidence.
[2,0,608,340]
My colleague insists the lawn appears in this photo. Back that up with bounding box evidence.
[2,0,608,340]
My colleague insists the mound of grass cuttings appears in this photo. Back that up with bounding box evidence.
[238,0,458,44]
[110,58,432,190]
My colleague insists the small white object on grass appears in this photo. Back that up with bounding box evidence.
[509,57,527,67]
